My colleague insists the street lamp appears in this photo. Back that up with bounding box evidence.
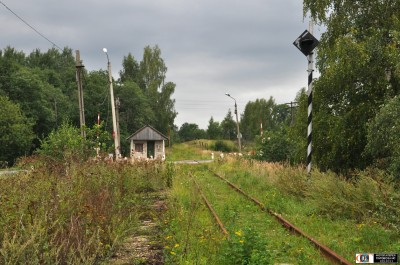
[225,93,242,153]
[103,48,120,160]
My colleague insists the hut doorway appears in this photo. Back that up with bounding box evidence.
[147,141,155,158]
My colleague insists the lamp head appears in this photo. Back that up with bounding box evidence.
[225,93,230,97]
[102,48,108,53]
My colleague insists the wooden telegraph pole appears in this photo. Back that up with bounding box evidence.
[75,50,86,138]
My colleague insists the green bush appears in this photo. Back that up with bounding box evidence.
[36,122,111,173]
[37,122,88,161]
[255,128,293,163]
[212,140,234,153]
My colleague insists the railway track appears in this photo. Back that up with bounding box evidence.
[189,170,352,265]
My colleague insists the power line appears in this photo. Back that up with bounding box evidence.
[0,0,63,51]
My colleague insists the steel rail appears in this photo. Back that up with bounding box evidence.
[210,171,352,265]
[189,173,230,238]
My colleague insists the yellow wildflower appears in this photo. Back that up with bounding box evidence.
[170,251,176,255]
[235,230,242,237]
[174,243,180,248]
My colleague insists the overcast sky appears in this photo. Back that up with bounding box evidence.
[0,0,323,129]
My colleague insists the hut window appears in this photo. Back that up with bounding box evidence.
[135,143,143,153]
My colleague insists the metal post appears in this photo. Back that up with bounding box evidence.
[293,19,319,174]
[225,93,242,153]
[104,48,120,161]
[234,101,242,153]
[307,21,314,174]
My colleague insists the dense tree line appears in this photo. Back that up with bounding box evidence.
[243,1,400,178]
[174,98,295,153]
[175,0,400,179]
[174,109,239,144]
[0,45,177,165]
[252,0,400,178]
[304,0,400,177]
[2,0,399,179]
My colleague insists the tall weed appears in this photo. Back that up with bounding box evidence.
[216,158,400,231]
[0,158,168,264]
[305,169,400,229]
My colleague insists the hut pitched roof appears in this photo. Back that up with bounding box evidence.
[126,125,168,141]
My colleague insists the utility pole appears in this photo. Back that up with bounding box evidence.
[54,98,58,127]
[283,101,299,125]
[168,127,171,148]
[96,113,100,157]
[75,50,86,138]
[115,97,121,155]
[234,101,242,153]
[225,93,242,153]
[103,48,120,160]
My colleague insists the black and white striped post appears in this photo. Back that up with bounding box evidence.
[306,50,313,174]
[293,23,319,174]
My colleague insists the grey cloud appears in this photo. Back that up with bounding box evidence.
[0,0,319,128]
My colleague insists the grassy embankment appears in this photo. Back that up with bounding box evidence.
[165,139,238,161]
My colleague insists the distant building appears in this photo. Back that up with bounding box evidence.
[127,125,168,160]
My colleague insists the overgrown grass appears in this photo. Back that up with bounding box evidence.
[166,139,242,162]
[4,141,399,264]
[211,158,400,261]
[163,143,400,263]
[0,157,169,264]
[162,164,224,264]
[211,140,237,153]
[163,165,332,264]
[166,140,214,161]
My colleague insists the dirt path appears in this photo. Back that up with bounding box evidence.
[108,193,167,265]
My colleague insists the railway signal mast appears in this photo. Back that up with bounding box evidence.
[293,22,319,174]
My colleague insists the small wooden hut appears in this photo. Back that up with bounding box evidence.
[127,125,168,160]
